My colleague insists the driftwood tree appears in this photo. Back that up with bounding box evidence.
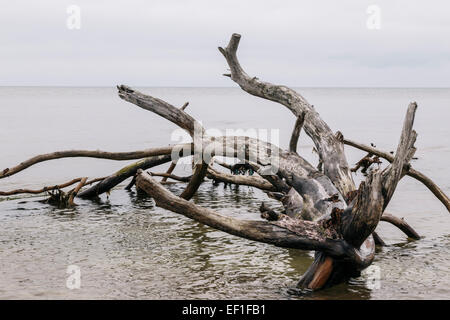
[1,34,448,291]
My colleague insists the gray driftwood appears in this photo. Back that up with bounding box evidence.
[1,33,448,292]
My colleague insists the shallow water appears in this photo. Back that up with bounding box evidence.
[0,87,449,299]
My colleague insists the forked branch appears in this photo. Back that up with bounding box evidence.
[219,33,355,196]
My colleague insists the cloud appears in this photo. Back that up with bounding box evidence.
[0,0,449,86]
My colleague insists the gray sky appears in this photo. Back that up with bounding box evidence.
[1,0,449,87]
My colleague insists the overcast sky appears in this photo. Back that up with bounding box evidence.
[1,0,449,87]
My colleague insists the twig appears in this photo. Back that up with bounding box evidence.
[289,112,305,153]
[68,177,88,206]
[161,162,177,183]
[150,172,192,182]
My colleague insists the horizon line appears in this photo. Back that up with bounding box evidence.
[1,85,449,89]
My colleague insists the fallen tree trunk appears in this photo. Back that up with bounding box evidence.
[1,33,448,294]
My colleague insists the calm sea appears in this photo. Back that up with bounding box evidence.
[0,87,449,299]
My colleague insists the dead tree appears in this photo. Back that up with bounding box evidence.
[1,34,448,291]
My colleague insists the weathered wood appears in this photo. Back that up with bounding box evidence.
[381,213,420,239]
[116,86,344,214]
[136,169,373,266]
[289,112,305,153]
[118,85,203,137]
[160,102,189,182]
[0,178,82,196]
[342,103,418,248]
[343,138,450,212]
[372,231,386,246]
[161,162,177,183]
[124,176,136,190]
[117,85,209,201]
[78,154,173,198]
[3,33,442,294]
[213,159,232,170]
[207,167,277,191]
[0,145,190,180]
[68,177,87,206]
[219,33,355,197]
[150,172,192,183]
[0,176,105,196]
[115,62,375,290]
[180,162,209,200]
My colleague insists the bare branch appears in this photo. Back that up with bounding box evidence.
[212,159,232,170]
[117,84,345,211]
[0,144,191,180]
[117,85,209,201]
[207,167,276,191]
[79,154,173,198]
[150,172,192,183]
[372,231,386,246]
[219,33,355,196]
[180,102,189,111]
[381,102,418,202]
[179,163,209,200]
[68,177,88,206]
[161,162,177,183]
[344,138,450,212]
[289,112,305,153]
[117,85,203,137]
[381,213,420,239]
[342,103,419,248]
[0,176,105,197]
[1,178,83,196]
[124,176,136,190]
